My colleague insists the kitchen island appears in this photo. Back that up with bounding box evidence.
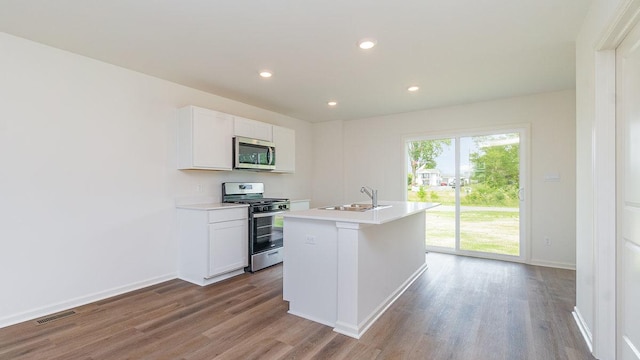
[282,201,439,339]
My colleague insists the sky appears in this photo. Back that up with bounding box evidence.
[432,138,475,177]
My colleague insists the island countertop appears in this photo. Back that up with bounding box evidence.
[283,201,439,225]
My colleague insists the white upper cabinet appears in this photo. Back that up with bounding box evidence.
[177,105,294,172]
[234,116,273,142]
[177,106,233,170]
[273,125,295,173]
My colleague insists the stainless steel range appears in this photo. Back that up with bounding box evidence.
[222,182,290,272]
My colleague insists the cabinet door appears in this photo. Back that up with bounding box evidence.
[177,106,233,170]
[192,109,233,169]
[208,219,248,277]
[273,125,295,173]
[234,116,273,141]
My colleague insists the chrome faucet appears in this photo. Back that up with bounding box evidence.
[360,186,378,208]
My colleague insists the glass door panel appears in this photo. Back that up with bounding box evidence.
[407,138,456,249]
[459,134,521,256]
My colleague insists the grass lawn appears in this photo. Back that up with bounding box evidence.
[425,209,520,256]
[408,186,520,208]
[409,186,520,256]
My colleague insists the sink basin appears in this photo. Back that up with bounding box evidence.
[322,205,367,211]
[348,203,372,208]
[320,204,392,212]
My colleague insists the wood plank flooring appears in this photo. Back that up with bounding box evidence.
[0,253,595,360]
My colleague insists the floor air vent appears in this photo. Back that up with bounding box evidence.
[35,310,77,325]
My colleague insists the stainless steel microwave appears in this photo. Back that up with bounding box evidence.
[233,137,276,171]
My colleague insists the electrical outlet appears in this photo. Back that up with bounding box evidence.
[545,237,551,246]
[305,235,316,245]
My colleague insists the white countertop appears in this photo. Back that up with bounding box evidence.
[283,201,439,225]
[176,203,249,211]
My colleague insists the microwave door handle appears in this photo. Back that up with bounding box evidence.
[267,147,274,165]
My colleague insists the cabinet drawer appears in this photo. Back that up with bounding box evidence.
[208,208,248,223]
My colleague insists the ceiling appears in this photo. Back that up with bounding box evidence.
[0,0,591,123]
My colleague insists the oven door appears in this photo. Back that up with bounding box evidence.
[251,210,286,254]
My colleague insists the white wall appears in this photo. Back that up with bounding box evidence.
[311,120,345,208]
[313,90,577,268]
[575,0,628,358]
[0,33,312,327]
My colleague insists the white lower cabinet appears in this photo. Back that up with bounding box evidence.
[178,206,248,286]
[208,219,247,277]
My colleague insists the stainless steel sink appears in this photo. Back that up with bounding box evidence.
[348,203,372,208]
[322,205,366,211]
[320,204,391,212]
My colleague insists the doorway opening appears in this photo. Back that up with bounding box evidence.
[406,129,526,260]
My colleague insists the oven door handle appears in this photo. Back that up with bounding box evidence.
[252,210,288,218]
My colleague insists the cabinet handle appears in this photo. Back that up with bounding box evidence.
[252,210,288,218]
[267,250,280,256]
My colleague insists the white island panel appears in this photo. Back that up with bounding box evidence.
[282,218,338,326]
[354,213,426,327]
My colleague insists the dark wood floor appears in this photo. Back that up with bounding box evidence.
[0,253,594,360]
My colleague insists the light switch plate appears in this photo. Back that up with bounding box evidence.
[544,172,560,182]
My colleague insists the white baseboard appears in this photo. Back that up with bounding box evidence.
[572,306,593,353]
[428,250,577,270]
[0,273,177,329]
[530,258,576,270]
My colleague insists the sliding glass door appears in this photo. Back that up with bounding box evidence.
[406,129,525,260]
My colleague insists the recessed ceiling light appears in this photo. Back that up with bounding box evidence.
[328,101,337,107]
[407,86,420,92]
[259,71,273,78]
[358,38,377,50]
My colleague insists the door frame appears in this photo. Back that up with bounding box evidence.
[403,124,530,264]
[615,21,640,360]
[589,0,640,358]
